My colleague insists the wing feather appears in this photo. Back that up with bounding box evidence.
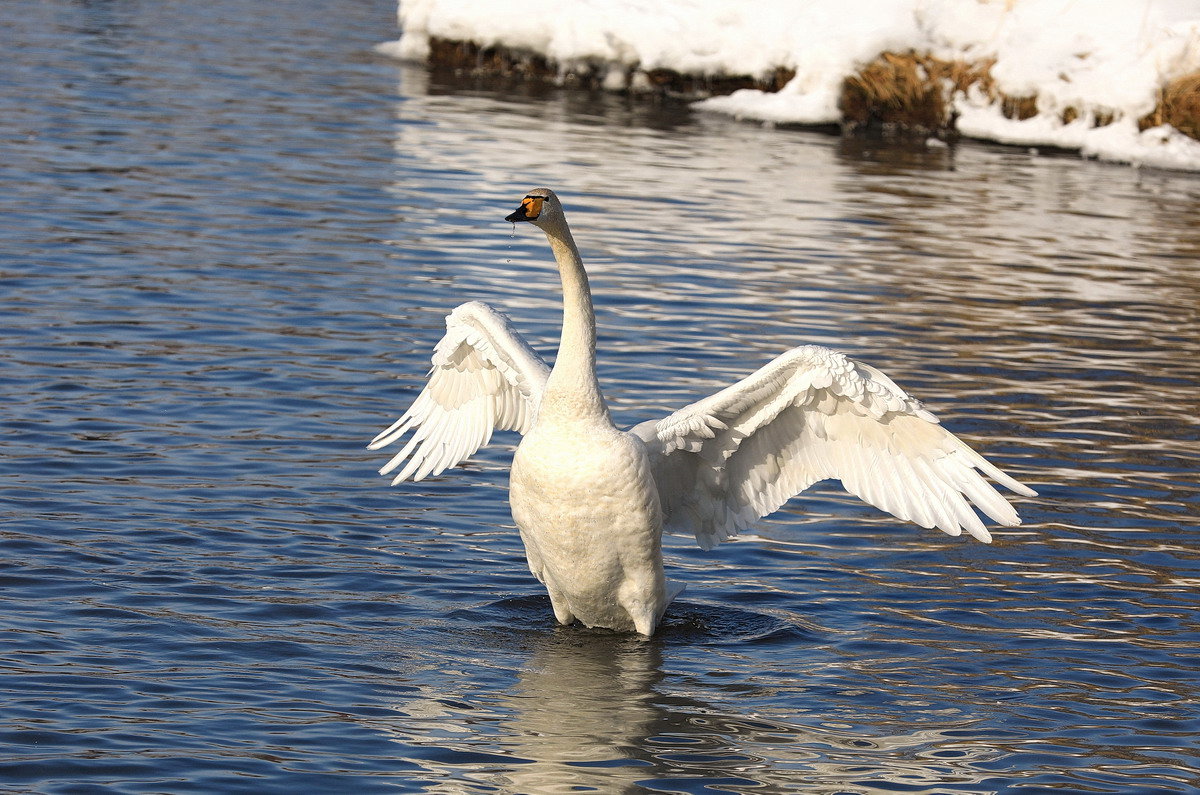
[370,301,549,483]
[633,345,1035,549]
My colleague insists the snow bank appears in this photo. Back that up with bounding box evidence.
[384,0,1200,171]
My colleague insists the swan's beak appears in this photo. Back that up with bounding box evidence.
[505,195,543,223]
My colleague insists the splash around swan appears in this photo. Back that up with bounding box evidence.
[369,188,1036,636]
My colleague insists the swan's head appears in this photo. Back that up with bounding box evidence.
[505,188,563,229]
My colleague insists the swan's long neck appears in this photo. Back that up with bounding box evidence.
[540,220,608,421]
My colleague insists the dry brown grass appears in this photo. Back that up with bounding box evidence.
[423,40,1200,143]
[427,37,793,97]
[839,51,1044,135]
[841,51,1200,143]
[1141,71,1200,140]
[429,37,557,82]
[839,51,997,133]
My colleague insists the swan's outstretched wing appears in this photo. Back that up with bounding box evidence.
[631,345,1036,550]
[369,301,549,483]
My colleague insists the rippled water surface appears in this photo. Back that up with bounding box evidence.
[3,1,1200,792]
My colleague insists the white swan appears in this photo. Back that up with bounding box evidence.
[369,188,1036,636]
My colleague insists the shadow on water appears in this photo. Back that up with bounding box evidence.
[453,593,821,646]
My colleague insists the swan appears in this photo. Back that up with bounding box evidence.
[369,188,1036,636]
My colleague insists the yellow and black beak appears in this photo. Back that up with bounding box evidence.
[505,195,544,223]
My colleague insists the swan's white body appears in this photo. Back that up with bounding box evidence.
[370,188,1036,636]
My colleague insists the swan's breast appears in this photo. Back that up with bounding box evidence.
[510,421,662,564]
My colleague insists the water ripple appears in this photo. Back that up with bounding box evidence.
[1,0,1198,791]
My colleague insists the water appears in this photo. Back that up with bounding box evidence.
[3,1,1199,792]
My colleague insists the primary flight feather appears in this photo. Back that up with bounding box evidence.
[370,188,1036,636]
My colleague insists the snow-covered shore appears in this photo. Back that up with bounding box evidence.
[380,0,1200,172]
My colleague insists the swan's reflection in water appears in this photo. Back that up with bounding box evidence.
[387,599,1000,792]
[498,625,667,793]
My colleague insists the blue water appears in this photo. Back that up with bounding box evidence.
[3,1,1200,792]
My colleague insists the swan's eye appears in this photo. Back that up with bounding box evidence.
[522,196,544,218]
